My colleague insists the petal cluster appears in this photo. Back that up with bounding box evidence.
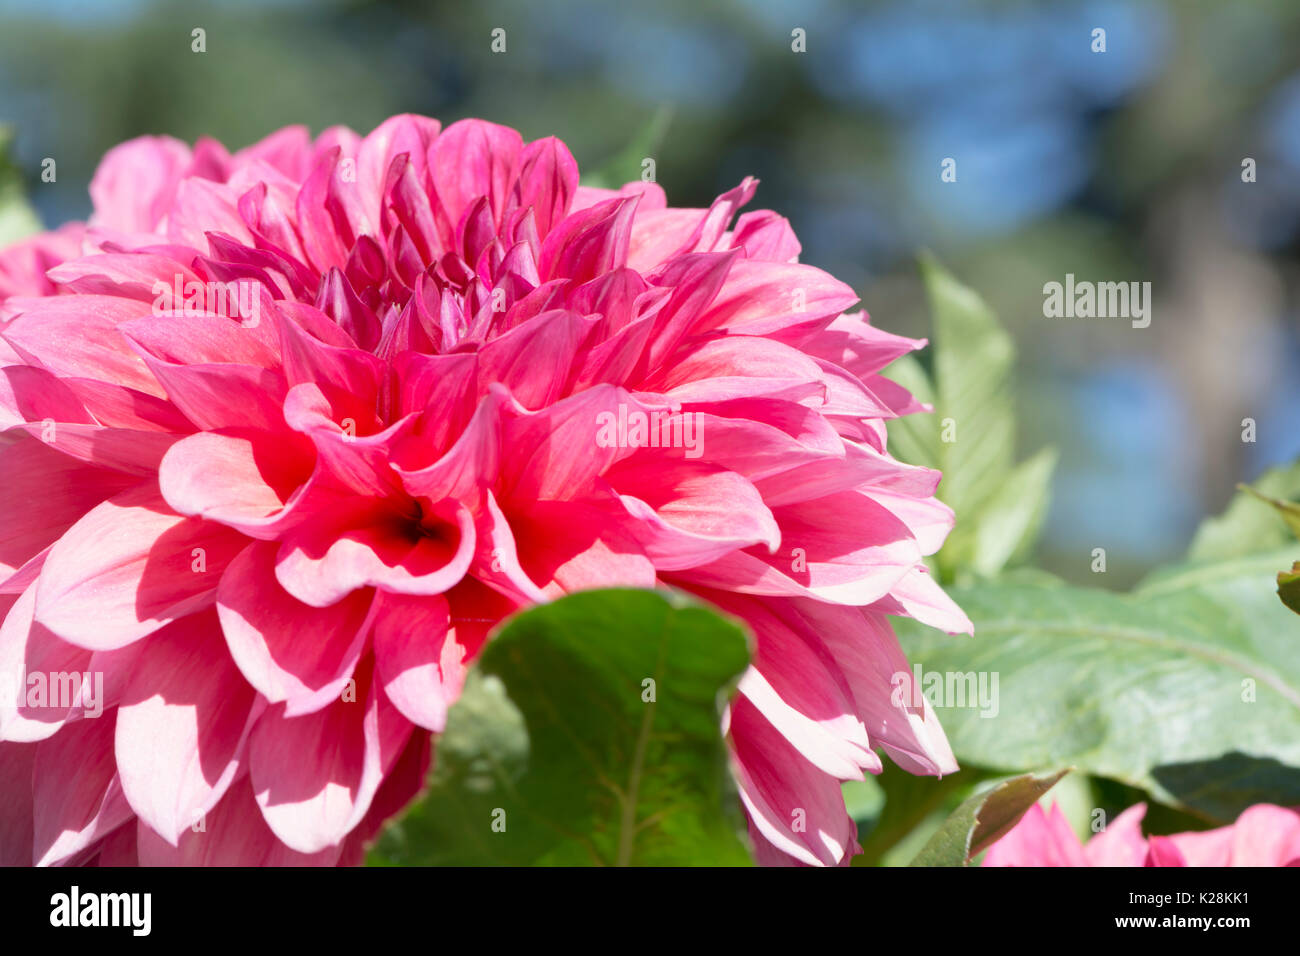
[984,802,1300,867]
[0,116,969,866]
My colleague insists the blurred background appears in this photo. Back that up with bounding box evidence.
[2,0,1298,587]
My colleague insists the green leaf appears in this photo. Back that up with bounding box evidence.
[1229,480,1300,616]
[895,550,1300,823]
[1279,562,1300,616]
[918,253,1016,524]
[971,446,1059,577]
[1237,482,1300,538]
[367,588,753,866]
[0,126,43,248]
[581,106,674,190]
[851,763,983,866]
[1188,462,1300,560]
[909,769,1069,867]
[883,256,1053,580]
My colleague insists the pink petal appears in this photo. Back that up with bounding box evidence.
[509,497,656,596]
[32,711,135,866]
[873,564,974,635]
[700,259,859,337]
[370,591,457,731]
[642,251,739,367]
[540,195,638,285]
[0,437,139,578]
[248,661,412,854]
[233,124,313,179]
[88,135,192,233]
[87,821,138,865]
[469,491,549,605]
[356,114,441,241]
[120,307,280,370]
[335,729,432,865]
[47,252,203,302]
[61,377,193,432]
[136,776,340,866]
[278,319,385,431]
[571,181,665,214]
[685,490,919,605]
[1222,804,1300,865]
[159,428,312,536]
[2,295,161,395]
[1082,803,1149,866]
[0,741,36,864]
[114,611,259,845]
[6,421,178,477]
[804,310,926,380]
[776,600,957,776]
[475,309,590,409]
[431,119,523,230]
[731,210,801,262]
[511,136,579,237]
[650,334,825,401]
[497,384,650,503]
[983,803,1088,867]
[34,483,248,650]
[728,694,857,867]
[165,177,256,250]
[1167,804,1300,866]
[0,582,92,742]
[217,541,372,714]
[0,365,93,429]
[609,458,780,571]
[1144,835,1188,866]
[145,358,288,432]
[752,441,939,507]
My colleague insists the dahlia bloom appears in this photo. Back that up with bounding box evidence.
[0,116,969,867]
[984,802,1300,867]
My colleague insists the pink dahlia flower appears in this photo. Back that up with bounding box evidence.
[984,801,1300,867]
[0,116,969,867]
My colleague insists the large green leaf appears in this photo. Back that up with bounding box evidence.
[895,549,1300,823]
[367,588,753,866]
[971,446,1059,578]
[884,256,1054,580]
[922,253,1017,526]
[910,769,1069,867]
